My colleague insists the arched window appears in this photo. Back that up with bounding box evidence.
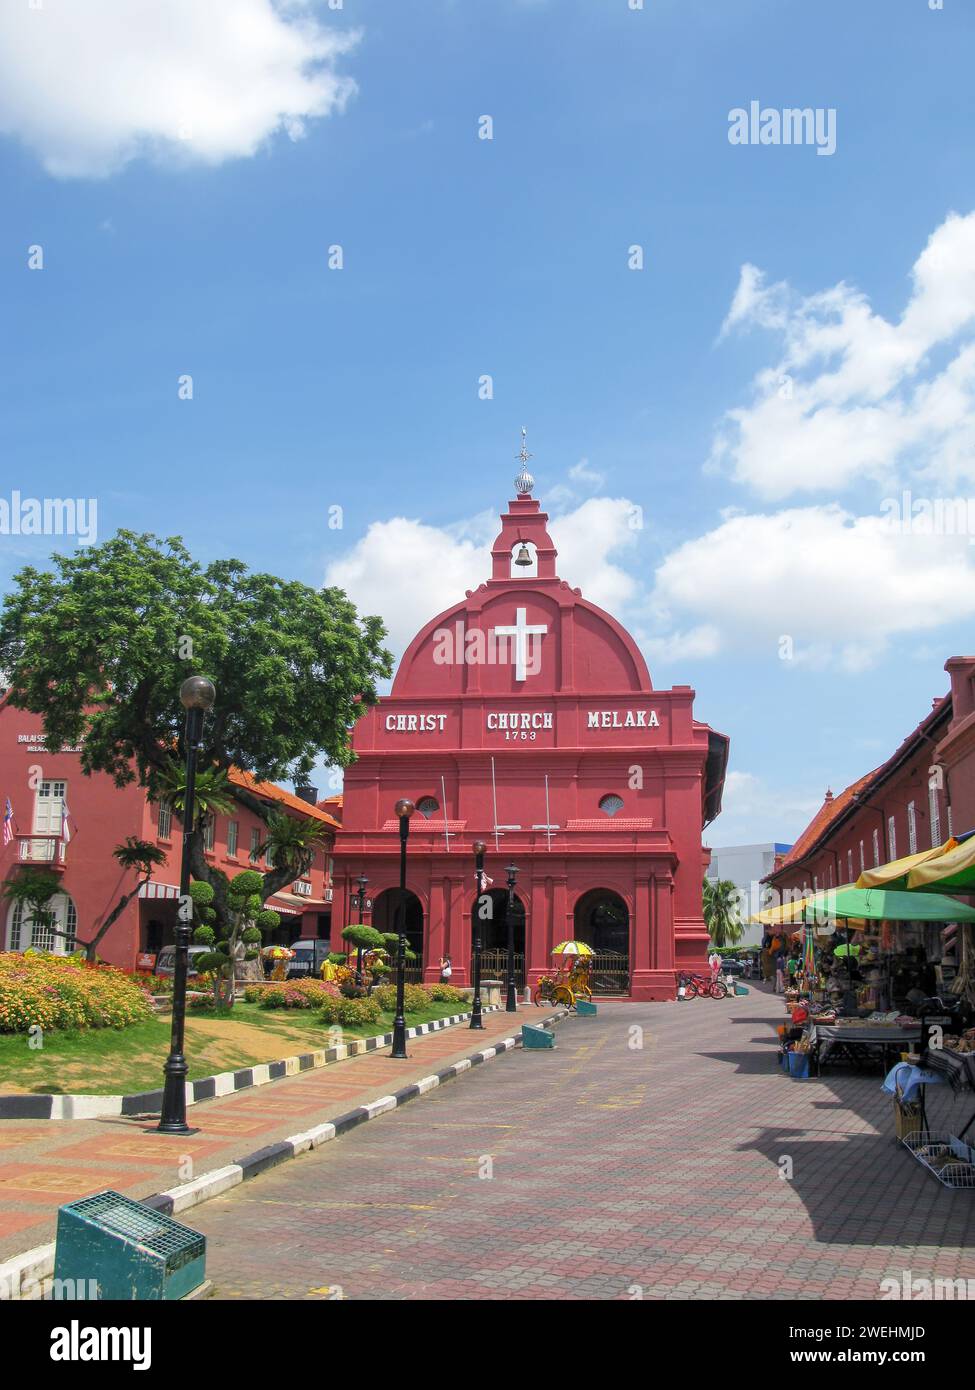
[6,893,78,953]
[416,796,439,819]
[599,794,624,818]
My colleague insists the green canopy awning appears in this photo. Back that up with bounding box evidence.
[906,835,975,893]
[800,886,975,925]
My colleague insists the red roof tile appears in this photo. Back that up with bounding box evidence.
[228,769,340,830]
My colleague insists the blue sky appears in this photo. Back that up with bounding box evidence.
[2,0,974,845]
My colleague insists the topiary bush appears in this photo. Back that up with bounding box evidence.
[341,924,385,952]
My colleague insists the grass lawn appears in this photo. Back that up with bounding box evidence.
[0,999,470,1096]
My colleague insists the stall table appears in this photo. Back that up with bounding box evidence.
[807,1022,921,1076]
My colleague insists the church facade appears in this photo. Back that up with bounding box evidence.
[330,466,729,1000]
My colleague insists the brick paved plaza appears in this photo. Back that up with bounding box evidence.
[184,985,975,1300]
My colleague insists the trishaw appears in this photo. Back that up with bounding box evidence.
[532,941,594,1009]
[261,945,295,982]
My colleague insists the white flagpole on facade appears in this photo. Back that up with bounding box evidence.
[491,756,500,852]
[545,773,552,852]
[441,774,451,853]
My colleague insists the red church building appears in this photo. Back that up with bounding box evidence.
[331,465,729,1000]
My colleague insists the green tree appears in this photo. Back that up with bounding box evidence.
[703,877,744,948]
[190,871,281,1007]
[0,530,391,935]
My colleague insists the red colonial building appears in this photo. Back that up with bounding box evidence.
[764,655,975,904]
[330,470,729,1000]
[0,693,338,969]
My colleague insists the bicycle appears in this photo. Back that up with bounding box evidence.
[677,971,727,1001]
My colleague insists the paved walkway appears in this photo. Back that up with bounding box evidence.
[0,1006,530,1263]
[186,986,975,1299]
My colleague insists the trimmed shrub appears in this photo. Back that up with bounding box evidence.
[333,995,382,1028]
[370,982,429,1015]
[0,953,155,1033]
[427,983,467,1005]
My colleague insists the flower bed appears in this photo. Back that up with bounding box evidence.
[0,952,156,1033]
[247,979,340,1010]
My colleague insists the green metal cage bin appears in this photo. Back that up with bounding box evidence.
[54,1190,206,1301]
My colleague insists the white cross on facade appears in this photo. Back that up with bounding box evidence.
[492,607,547,682]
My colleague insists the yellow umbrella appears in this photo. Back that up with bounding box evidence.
[552,940,594,956]
[856,839,956,890]
[751,885,857,926]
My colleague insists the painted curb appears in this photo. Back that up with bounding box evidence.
[0,1006,500,1121]
[0,1008,567,1300]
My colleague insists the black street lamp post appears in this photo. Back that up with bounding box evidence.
[391,800,415,1059]
[470,840,486,1030]
[504,863,519,1012]
[158,675,215,1135]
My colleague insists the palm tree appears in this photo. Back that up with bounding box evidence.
[256,810,329,878]
[79,838,169,961]
[703,877,744,948]
[152,762,235,829]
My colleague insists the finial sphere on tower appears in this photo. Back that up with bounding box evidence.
[514,425,535,494]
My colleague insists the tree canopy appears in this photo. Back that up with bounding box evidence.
[0,530,392,926]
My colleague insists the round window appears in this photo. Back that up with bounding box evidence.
[599,794,624,818]
[416,797,439,819]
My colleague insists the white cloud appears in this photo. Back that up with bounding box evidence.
[325,495,642,658]
[648,504,975,671]
[549,497,639,613]
[0,0,357,178]
[568,457,606,489]
[708,770,821,847]
[713,212,975,498]
[325,517,489,656]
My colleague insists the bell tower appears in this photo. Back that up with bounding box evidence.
[489,429,559,583]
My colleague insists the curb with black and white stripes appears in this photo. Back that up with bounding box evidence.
[0,1008,567,1299]
[0,1006,500,1121]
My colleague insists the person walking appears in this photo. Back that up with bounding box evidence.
[774,949,786,994]
[439,954,452,984]
[708,950,722,983]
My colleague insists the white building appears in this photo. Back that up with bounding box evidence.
[705,842,793,949]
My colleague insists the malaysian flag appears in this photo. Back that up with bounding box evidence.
[60,795,71,845]
[2,799,13,846]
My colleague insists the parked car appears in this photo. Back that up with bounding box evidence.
[285,939,333,980]
[153,944,211,979]
[720,957,746,977]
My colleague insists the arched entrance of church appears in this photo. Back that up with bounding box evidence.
[473,888,526,988]
[573,888,630,995]
[371,888,425,981]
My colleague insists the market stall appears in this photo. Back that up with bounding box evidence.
[769,888,975,1078]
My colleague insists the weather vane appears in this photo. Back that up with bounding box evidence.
[514,426,535,495]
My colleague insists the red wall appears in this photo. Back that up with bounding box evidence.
[0,699,333,969]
